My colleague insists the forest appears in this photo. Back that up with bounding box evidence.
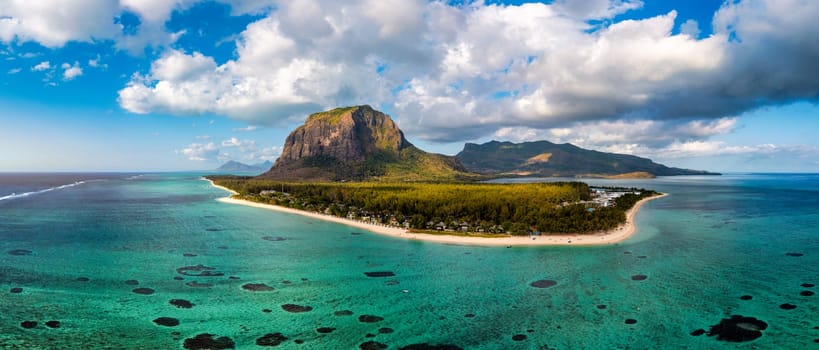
[209,176,658,235]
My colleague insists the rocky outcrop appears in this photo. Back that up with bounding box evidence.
[276,105,408,163]
[258,105,468,181]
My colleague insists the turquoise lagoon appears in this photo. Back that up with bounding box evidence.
[0,173,817,349]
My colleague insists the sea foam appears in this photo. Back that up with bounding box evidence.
[0,181,87,201]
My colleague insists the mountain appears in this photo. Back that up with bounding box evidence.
[252,160,274,170]
[258,105,469,181]
[456,140,719,177]
[216,160,273,174]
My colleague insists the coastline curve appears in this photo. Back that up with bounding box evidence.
[205,178,667,247]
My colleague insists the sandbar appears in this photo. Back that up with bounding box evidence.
[205,178,667,247]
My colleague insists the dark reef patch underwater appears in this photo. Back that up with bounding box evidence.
[364,271,396,277]
[281,304,313,313]
[705,315,768,342]
[241,282,275,291]
[358,315,385,323]
[169,299,194,308]
[7,249,32,256]
[153,317,180,327]
[256,333,288,346]
[183,333,235,349]
[530,279,558,288]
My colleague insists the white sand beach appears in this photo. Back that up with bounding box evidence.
[206,179,239,196]
[207,178,666,246]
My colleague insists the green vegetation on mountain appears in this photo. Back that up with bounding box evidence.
[210,177,659,235]
[456,140,719,177]
[306,106,359,125]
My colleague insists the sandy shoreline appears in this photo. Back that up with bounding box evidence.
[205,179,239,196]
[206,178,666,246]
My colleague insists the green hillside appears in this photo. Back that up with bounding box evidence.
[456,140,719,177]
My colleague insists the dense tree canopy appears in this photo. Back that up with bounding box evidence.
[210,177,658,235]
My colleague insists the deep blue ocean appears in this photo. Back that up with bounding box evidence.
[0,173,817,349]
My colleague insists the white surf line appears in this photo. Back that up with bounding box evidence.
[0,181,88,202]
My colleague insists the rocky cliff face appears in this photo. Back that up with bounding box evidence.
[259,105,468,181]
[277,105,409,163]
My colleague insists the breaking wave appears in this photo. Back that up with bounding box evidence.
[0,181,87,202]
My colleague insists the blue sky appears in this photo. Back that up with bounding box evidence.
[1,0,818,172]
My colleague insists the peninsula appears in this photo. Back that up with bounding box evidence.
[208,178,665,246]
[207,105,672,246]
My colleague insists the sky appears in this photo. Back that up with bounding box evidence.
[1,0,818,173]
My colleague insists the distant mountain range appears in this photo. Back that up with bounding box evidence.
[215,160,273,174]
[455,140,718,177]
[252,105,717,181]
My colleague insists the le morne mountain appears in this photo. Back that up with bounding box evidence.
[258,105,469,181]
[255,105,714,181]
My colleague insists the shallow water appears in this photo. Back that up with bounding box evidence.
[0,173,817,349]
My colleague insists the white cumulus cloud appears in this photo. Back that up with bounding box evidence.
[233,125,259,132]
[106,0,819,162]
[221,137,249,148]
[31,61,51,71]
[110,3,725,133]
[180,142,218,161]
[679,19,700,38]
[553,0,644,20]
[0,0,247,53]
[655,141,779,159]
[62,62,83,80]
[0,0,121,47]
[180,137,279,163]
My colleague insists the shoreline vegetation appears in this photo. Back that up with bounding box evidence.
[205,178,667,247]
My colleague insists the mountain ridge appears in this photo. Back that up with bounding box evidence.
[216,160,273,174]
[455,140,718,177]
